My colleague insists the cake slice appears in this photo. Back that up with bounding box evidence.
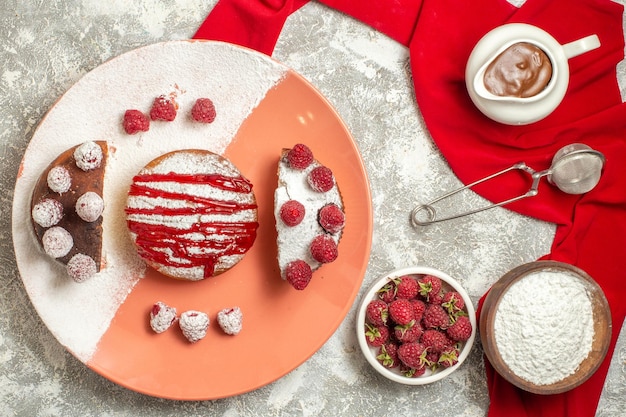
[30,141,108,282]
[274,144,345,290]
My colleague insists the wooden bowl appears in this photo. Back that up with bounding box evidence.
[479,260,611,394]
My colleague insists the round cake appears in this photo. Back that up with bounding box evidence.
[125,149,259,281]
[30,140,108,282]
[274,144,345,290]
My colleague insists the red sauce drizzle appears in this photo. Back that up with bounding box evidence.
[126,172,258,278]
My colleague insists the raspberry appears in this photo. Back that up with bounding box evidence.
[149,301,178,334]
[32,198,64,228]
[411,299,427,322]
[179,310,209,343]
[395,275,419,299]
[422,304,450,329]
[149,95,177,121]
[365,323,389,347]
[217,307,243,335]
[279,200,305,226]
[75,191,104,222]
[388,298,416,326]
[377,281,397,303]
[438,346,460,368]
[426,350,440,366]
[397,342,428,369]
[66,253,97,283]
[417,274,443,302]
[309,234,338,263]
[74,141,103,171]
[286,143,313,170]
[429,290,445,305]
[446,315,473,342]
[376,342,400,368]
[401,363,427,378]
[441,291,466,316]
[420,329,452,353]
[191,97,216,123]
[47,166,71,194]
[365,299,388,327]
[318,203,345,234]
[42,226,73,258]
[284,259,312,290]
[394,321,423,343]
[307,165,335,192]
[123,109,150,134]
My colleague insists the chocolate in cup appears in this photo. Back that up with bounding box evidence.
[483,42,553,98]
[465,23,600,125]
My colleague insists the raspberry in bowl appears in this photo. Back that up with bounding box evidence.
[356,266,476,385]
[479,260,611,394]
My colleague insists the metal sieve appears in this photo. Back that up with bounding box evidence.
[411,143,605,226]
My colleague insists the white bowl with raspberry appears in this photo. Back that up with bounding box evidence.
[356,266,476,385]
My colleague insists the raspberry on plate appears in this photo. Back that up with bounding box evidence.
[309,234,338,263]
[149,301,178,334]
[284,259,313,290]
[286,143,313,170]
[280,200,305,226]
[179,310,210,343]
[123,109,150,134]
[191,97,216,123]
[149,95,177,121]
[307,165,335,192]
[217,307,243,335]
[318,203,345,234]
[66,253,97,283]
[32,198,64,228]
[47,166,71,194]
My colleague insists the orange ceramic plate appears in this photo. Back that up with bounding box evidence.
[12,41,372,400]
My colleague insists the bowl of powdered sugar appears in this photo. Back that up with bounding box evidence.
[479,260,611,394]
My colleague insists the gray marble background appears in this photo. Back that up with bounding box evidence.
[1,1,624,416]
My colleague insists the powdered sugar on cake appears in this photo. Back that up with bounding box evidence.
[275,147,344,282]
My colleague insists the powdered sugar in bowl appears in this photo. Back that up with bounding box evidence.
[479,261,611,394]
[356,266,476,385]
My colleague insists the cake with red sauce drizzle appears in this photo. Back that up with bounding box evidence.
[125,149,258,281]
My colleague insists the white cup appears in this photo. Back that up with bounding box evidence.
[465,23,600,125]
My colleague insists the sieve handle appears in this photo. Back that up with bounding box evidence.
[411,163,549,226]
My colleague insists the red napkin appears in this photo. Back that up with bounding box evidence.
[193,1,626,416]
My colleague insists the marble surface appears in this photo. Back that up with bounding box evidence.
[1,1,625,416]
